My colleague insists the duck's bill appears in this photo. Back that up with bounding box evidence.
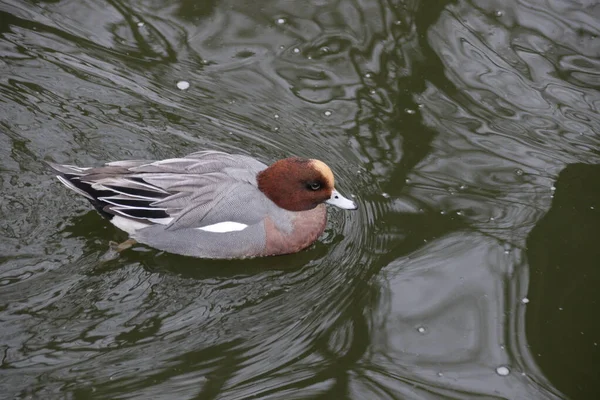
[326,189,358,210]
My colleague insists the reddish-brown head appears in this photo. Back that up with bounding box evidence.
[257,157,357,212]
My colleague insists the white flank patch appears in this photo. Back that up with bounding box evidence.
[111,216,150,234]
[148,217,174,225]
[197,221,248,233]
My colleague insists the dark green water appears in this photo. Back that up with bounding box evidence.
[1,0,599,398]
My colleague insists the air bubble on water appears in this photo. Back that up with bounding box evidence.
[440,210,446,215]
[448,187,457,195]
[437,372,443,377]
[394,20,402,25]
[176,81,190,90]
[504,243,511,254]
[496,366,510,376]
[293,48,300,53]
[276,18,286,25]
[559,307,563,311]
[515,168,524,176]
[279,45,285,50]
[365,72,372,78]
[405,108,416,114]
[405,178,411,184]
[456,210,464,216]
[320,46,330,53]
[522,297,530,304]
[274,113,279,119]
[382,192,390,199]
[500,344,505,350]
[324,110,332,117]
[137,22,145,27]
[489,217,495,221]
[495,10,503,17]
[459,184,468,190]
[417,326,427,334]
[369,89,376,95]
[273,126,279,132]
[550,186,556,191]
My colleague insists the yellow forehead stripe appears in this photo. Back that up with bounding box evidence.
[310,159,334,186]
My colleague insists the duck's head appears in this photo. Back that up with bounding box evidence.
[257,157,358,212]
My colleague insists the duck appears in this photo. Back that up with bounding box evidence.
[50,150,358,259]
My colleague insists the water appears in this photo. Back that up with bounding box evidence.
[0,0,598,398]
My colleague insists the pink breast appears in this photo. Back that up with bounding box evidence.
[263,204,327,256]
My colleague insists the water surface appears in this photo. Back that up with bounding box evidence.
[1,0,599,398]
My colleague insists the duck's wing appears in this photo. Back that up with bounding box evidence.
[50,151,271,232]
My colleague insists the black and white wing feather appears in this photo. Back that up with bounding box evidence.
[50,151,269,231]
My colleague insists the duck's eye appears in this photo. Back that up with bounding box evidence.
[309,182,321,191]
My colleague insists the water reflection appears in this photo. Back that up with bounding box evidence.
[526,163,600,399]
[0,0,598,398]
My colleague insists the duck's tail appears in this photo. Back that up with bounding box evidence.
[48,161,171,222]
[48,162,96,200]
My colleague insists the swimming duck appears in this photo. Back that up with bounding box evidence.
[50,151,357,258]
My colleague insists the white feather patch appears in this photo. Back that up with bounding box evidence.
[93,177,170,193]
[62,165,91,172]
[196,221,248,233]
[148,217,174,225]
[152,158,187,165]
[111,216,150,234]
[90,183,163,200]
[106,160,146,167]
[56,175,94,200]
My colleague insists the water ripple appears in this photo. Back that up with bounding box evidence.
[0,0,598,398]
